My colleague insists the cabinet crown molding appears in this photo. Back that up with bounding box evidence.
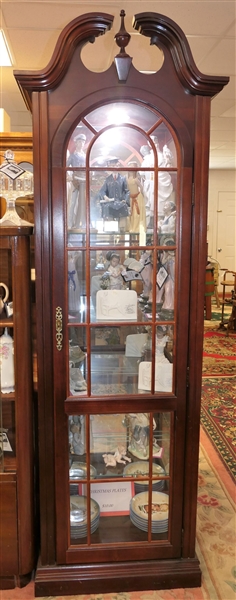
[14,12,114,110]
[133,12,229,96]
[14,11,229,113]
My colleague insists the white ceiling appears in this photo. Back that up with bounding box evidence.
[0,0,235,169]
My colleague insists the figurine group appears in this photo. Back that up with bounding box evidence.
[101,414,160,464]
[66,132,175,235]
[68,414,161,463]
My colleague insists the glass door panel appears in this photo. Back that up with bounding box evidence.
[68,327,87,395]
[89,126,150,166]
[69,412,171,546]
[60,99,183,559]
[68,250,86,322]
[85,102,161,132]
[89,324,174,396]
[68,413,170,476]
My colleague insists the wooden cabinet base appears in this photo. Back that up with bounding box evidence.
[35,557,201,597]
[0,576,17,590]
[0,573,32,590]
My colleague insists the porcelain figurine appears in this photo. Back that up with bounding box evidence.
[126,413,158,460]
[0,283,9,315]
[68,253,81,315]
[103,446,131,467]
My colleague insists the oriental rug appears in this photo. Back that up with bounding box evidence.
[1,430,235,600]
[201,322,235,480]
[202,330,236,377]
[204,297,232,325]
[200,377,236,480]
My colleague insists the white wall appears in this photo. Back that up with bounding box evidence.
[207,170,236,281]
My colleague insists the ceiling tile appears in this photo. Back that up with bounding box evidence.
[0,0,235,168]
[198,38,235,75]
[211,116,236,131]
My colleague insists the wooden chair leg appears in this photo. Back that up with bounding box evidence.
[214,286,220,308]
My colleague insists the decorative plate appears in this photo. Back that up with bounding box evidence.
[69,462,97,480]
[130,491,169,522]
[123,461,165,481]
[70,495,100,526]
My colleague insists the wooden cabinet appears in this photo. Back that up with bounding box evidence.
[0,227,35,589]
[14,10,228,597]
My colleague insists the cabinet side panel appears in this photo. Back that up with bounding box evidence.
[32,91,56,565]
[182,95,211,558]
[0,480,18,575]
[11,235,35,574]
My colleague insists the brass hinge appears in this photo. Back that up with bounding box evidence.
[186,366,190,388]
[55,306,63,351]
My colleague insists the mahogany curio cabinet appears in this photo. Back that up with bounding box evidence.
[14,10,228,597]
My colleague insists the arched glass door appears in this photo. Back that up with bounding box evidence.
[54,99,188,562]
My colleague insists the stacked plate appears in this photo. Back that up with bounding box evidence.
[130,491,169,533]
[69,462,97,480]
[70,495,100,539]
[123,461,165,493]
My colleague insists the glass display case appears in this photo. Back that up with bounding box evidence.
[14,9,228,597]
[0,226,34,588]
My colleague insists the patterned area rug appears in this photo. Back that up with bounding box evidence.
[203,331,235,358]
[201,377,236,480]
[201,315,236,482]
[202,330,236,376]
[196,429,235,600]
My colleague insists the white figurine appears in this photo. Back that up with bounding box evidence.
[103,446,131,467]
[101,251,125,291]
[158,200,176,235]
[139,137,174,225]
[127,413,157,459]
[156,246,175,310]
[67,133,86,229]
[68,253,81,315]
[155,326,169,363]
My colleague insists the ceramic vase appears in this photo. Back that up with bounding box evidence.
[0,328,15,393]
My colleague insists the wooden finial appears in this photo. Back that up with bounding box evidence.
[114,9,132,82]
[115,9,131,55]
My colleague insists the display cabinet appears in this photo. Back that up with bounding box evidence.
[0,133,33,223]
[14,10,228,597]
[0,226,35,589]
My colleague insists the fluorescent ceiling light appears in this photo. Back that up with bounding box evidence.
[0,30,13,66]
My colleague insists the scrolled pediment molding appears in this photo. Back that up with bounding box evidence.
[14,12,113,110]
[133,12,229,96]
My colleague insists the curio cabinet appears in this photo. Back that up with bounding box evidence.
[0,226,34,589]
[14,9,228,597]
